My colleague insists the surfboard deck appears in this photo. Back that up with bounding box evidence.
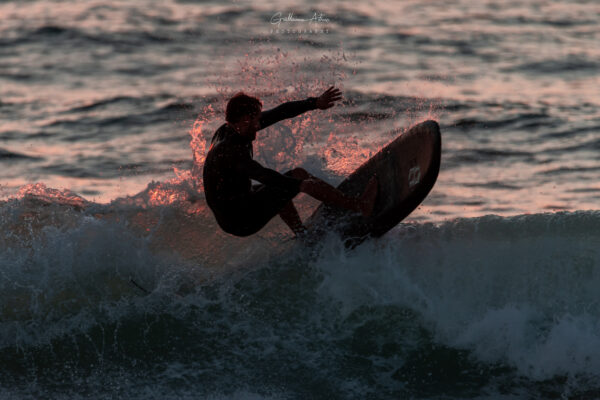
[303,120,441,247]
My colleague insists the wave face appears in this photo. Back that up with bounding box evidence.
[1,195,599,399]
[2,0,600,398]
[1,0,599,221]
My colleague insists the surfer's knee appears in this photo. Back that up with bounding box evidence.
[288,168,310,180]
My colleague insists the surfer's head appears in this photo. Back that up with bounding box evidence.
[226,92,262,141]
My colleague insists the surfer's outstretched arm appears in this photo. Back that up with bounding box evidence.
[259,98,317,130]
[259,86,343,130]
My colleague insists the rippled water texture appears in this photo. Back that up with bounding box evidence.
[1,0,599,399]
[1,0,598,219]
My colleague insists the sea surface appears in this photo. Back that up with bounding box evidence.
[1,0,599,398]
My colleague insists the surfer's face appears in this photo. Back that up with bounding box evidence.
[235,112,261,141]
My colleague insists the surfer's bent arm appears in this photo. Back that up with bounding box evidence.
[259,97,318,130]
[231,143,302,191]
[242,159,302,193]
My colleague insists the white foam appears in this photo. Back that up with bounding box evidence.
[314,211,600,380]
[0,207,175,348]
[3,193,600,382]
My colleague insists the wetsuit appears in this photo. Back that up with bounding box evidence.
[203,97,318,236]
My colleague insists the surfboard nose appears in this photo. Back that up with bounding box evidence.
[305,120,442,246]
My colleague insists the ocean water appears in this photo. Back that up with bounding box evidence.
[1,0,599,398]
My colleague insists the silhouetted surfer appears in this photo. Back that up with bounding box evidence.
[203,87,378,237]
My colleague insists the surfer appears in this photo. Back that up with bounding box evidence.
[203,87,378,237]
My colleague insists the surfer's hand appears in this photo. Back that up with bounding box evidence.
[316,86,342,110]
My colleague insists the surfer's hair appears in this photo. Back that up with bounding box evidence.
[226,92,263,123]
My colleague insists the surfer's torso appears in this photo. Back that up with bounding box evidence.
[203,97,317,234]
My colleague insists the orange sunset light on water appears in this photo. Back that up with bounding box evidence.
[1,0,598,224]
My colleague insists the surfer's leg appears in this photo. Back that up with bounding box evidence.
[288,167,310,181]
[244,169,307,236]
[278,200,306,236]
[299,174,378,217]
[277,168,309,235]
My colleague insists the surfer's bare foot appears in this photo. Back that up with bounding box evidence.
[359,176,378,217]
[293,225,308,238]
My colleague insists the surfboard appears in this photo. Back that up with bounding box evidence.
[304,120,441,247]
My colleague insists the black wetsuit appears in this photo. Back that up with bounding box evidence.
[203,97,318,236]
